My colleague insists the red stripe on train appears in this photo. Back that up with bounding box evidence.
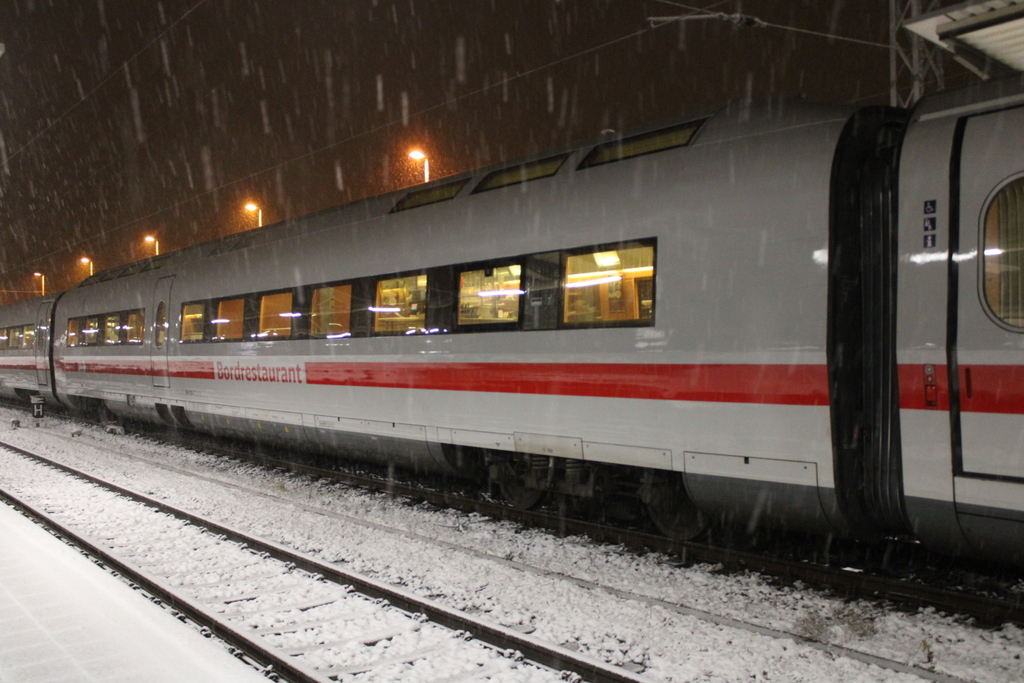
[304,362,832,405]
[0,363,37,371]
[50,358,1024,414]
[958,364,1024,415]
[58,359,215,380]
[897,364,1024,414]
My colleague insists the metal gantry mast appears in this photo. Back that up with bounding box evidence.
[890,0,947,107]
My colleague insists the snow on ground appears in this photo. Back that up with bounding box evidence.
[0,490,267,683]
[1,411,1022,682]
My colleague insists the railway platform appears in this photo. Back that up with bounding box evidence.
[0,501,264,683]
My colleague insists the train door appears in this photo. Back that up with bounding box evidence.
[151,276,174,388]
[34,300,51,387]
[950,105,1024,556]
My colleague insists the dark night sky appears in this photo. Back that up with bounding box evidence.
[0,0,972,301]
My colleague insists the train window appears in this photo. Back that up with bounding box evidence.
[97,266,127,283]
[66,319,79,347]
[21,325,35,350]
[8,326,23,349]
[390,179,468,213]
[983,176,1024,328]
[181,303,206,342]
[258,291,294,339]
[373,274,428,334]
[458,265,523,326]
[80,317,100,346]
[125,310,145,344]
[155,302,167,348]
[139,254,170,272]
[103,314,121,344]
[473,155,569,194]
[213,298,244,341]
[119,262,146,277]
[563,242,655,326]
[0,329,7,350]
[310,284,352,338]
[578,120,705,169]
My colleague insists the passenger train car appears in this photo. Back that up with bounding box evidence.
[2,76,1023,563]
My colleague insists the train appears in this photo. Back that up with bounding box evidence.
[2,76,1022,564]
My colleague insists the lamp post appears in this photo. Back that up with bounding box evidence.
[408,150,429,183]
[33,272,45,296]
[245,203,262,228]
[144,235,159,256]
[80,257,93,277]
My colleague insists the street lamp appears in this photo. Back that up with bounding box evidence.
[144,235,159,256]
[408,150,429,183]
[245,203,262,228]
[33,272,45,296]
[80,257,93,276]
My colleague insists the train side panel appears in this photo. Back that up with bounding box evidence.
[898,79,1024,562]
[0,297,54,401]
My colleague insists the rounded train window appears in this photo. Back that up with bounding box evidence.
[155,301,167,348]
[983,176,1024,328]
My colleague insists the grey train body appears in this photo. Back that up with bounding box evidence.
[2,77,1023,563]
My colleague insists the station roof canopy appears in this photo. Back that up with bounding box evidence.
[906,0,1024,76]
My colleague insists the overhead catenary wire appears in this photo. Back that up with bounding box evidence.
[0,0,215,177]
[650,0,891,49]
[1,16,679,277]
[2,0,885,280]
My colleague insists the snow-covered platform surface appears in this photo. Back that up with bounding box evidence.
[0,500,264,683]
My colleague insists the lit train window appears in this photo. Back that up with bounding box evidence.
[21,325,35,350]
[373,274,428,334]
[8,327,23,349]
[181,303,206,342]
[0,329,7,350]
[473,155,569,194]
[125,310,145,344]
[214,299,244,341]
[155,303,167,348]
[258,291,294,339]
[458,265,522,326]
[311,284,352,338]
[80,317,100,346]
[103,314,120,344]
[563,243,655,326]
[984,176,1024,328]
[390,180,468,213]
[66,319,79,347]
[578,120,705,169]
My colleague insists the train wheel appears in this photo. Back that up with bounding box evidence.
[496,454,545,510]
[643,472,707,541]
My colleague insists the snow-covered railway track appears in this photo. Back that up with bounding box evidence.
[0,440,645,683]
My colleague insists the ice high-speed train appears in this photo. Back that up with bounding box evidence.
[2,77,1023,563]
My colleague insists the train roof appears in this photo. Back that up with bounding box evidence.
[70,97,855,293]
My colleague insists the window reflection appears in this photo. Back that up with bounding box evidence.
[258,291,294,339]
[311,284,352,338]
[459,265,522,325]
[214,299,244,340]
[181,303,205,342]
[126,310,145,344]
[374,275,428,334]
[563,245,654,325]
[104,314,120,344]
[984,177,1024,327]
